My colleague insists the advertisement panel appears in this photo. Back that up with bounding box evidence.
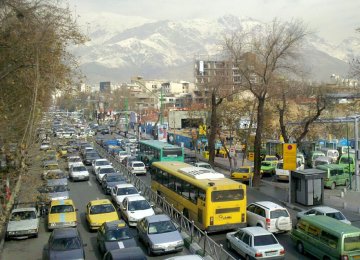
[158,124,168,142]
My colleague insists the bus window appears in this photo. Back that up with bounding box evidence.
[211,189,244,202]
[198,189,206,201]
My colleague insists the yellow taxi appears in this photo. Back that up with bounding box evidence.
[48,199,77,230]
[231,166,254,182]
[57,145,69,158]
[86,199,119,231]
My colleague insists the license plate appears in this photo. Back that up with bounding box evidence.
[165,247,175,251]
[266,251,277,256]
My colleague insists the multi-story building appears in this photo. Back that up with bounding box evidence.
[99,81,111,92]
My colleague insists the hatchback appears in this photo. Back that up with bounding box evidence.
[128,161,146,175]
[120,195,155,227]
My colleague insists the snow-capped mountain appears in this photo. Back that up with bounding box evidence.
[73,14,359,84]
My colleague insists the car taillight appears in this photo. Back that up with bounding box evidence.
[341,255,349,260]
[266,218,271,227]
[210,216,214,225]
[280,249,285,255]
[255,252,263,257]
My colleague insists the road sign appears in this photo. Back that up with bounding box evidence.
[283,143,297,170]
[248,152,254,161]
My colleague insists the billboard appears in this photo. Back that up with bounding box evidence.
[158,124,168,142]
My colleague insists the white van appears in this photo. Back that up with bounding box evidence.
[275,159,303,181]
[320,148,339,163]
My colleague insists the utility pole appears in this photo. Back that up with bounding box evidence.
[124,97,128,134]
[355,117,359,191]
[160,86,164,125]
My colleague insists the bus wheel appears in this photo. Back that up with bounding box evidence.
[183,209,189,219]
[331,182,336,190]
[297,242,304,255]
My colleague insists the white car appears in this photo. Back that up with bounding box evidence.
[69,162,89,181]
[120,195,155,226]
[193,162,215,172]
[95,165,117,183]
[111,184,140,207]
[116,151,130,162]
[296,206,351,225]
[92,158,111,174]
[67,155,82,170]
[247,201,292,233]
[6,207,40,240]
[127,161,146,175]
[226,227,285,259]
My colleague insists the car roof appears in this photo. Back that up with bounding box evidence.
[165,256,203,260]
[12,207,37,213]
[131,161,144,164]
[104,220,127,230]
[252,201,285,210]
[144,214,170,222]
[50,199,74,206]
[52,227,79,238]
[89,199,112,206]
[95,158,109,162]
[242,226,273,236]
[72,162,85,167]
[125,195,146,202]
[115,183,135,188]
[312,206,340,213]
[107,247,146,259]
[99,165,114,169]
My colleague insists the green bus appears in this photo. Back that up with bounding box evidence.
[316,164,350,190]
[137,140,184,167]
[291,215,360,259]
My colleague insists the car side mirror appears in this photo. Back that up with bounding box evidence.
[150,203,154,207]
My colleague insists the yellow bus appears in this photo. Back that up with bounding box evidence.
[150,161,247,232]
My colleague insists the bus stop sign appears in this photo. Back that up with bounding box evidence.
[283,143,297,170]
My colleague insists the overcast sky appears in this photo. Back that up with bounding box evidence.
[71,0,359,44]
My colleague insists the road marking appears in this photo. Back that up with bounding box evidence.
[88,181,92,186]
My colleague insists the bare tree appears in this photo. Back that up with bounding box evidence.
[224,19,308,186]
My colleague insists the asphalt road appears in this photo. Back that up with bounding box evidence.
[2,150,190,260]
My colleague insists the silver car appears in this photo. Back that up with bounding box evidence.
[6,207,40,240]
[296,206,351,225]
[137,214,184,256]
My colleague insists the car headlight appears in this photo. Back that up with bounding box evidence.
[50,223,56,226]
[8,231,15,235]
[128,215,137,221]
[91,222,100,226]
[29,229,38,233]
[152,244,162,249]
[68,221,76,226]
[176,240,184,245]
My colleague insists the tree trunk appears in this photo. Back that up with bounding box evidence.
[253,97,265,187]
[208,92,217,165]
[242,102,257,166]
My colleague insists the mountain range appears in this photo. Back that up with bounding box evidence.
[72,14,359,84]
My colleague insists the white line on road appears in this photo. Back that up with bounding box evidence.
[88,181,92,186]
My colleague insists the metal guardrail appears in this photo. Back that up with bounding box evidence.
[94,142,235,260]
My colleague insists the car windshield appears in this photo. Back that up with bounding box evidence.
[117,187,138,195]
[50,205,74,214]
[236,167,250,173]
[128,200,150,211]
[45,165,59,170]
[46,172,66,179]
[105,228,133,241]
[69,158,81,162]
[86,153,99,159]
[340,157,353,164]
[73,166,87,172]
[265,157,277,161]
[148,220,176,234]
[10,211,36,221]
[90,204,115,214]
[254,234,278,246]
[107,175,125,182]
[270,209,289,219]
[97,161,109,166]
[48,185,68,192]
[133,163,144,167]
[261,162,272,167]
[326,211,345,220]
[199,164,212,169]
[51,237,81,251]
[100,168,115,174]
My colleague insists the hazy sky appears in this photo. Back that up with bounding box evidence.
[71,0,360,44]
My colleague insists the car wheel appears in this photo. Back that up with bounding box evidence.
[245,255,250,260]
[226,240,232,250]
[331,182,336,190]
[147,244,153,256]
[297,242,304,254]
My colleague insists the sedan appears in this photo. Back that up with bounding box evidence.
[83,151,100,166]
[226,227,285,259]
[101,173,127,195]
[43,228,86,260]
[137,214,184,256]
[111,184,140,207]
[95,166,117,183]
[120,195,155,227]
[296,206,351,224]
[127,161,146,175]
[92,158,111,174]
[96,220,137,255]
[69,163,89,181]
[86,199,119,231]
[6,207,39,240]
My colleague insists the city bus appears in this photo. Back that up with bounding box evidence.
[137,140,184,167]
[150,161,247,232]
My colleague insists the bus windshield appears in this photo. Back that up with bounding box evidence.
[211,189,244,202]
[163,148,182,158]
[344,235,360,251]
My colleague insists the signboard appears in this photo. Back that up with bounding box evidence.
[248,152,254,161]
[158,124,168,142]
[283,143,297,170]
